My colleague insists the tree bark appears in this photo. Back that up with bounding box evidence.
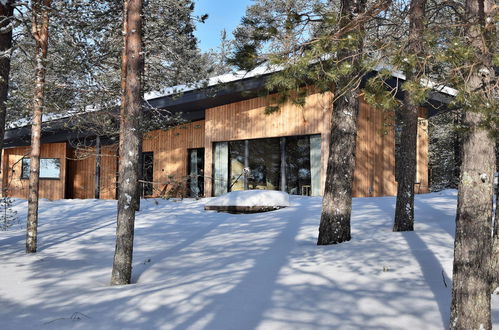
[111,0,142,286]
[317,0,366,245]
[393,0,427,232]
[26,0,51,254]
[0,1,14,173]
[119,0,128,158]
[450,0,496,327]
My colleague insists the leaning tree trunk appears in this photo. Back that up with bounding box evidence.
[26,0,51,254]
[393,0,427,232]
[450,0,496,327]
[111,0,143,286]
[0,1,14,173]
[317,0,366,245]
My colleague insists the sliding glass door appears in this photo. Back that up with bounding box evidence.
[213,134,321,196]
[188,148,204,197]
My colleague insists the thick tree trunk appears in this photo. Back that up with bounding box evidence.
[317,0,366,245]
[26,0,51,254]
[450,112,495,329]
[450,0,496,327]
[111,0,142,286]
[393,0,426,232]
[0,1,14,171]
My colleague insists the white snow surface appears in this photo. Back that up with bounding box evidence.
[205,190,290,208]
[1,190,499,329]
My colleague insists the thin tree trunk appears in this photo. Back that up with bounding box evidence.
[317,0,366,245]
[450,0,496,327]
[119,0,128,158]
[491,146,499,291]
[0,1,14,173]
[393,0,427,232]
[111,0,142,286]
[26,0,51,254]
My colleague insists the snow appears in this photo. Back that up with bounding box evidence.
[143,64,279,101]
[205,190,290,208]
[374,64,458,97]
[1,190,498,329]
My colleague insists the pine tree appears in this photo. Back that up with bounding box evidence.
[26,0,52,254]
[448,0,497,327]
[0,0,14,171]
[231,0,392,245]
[7,0,208,129]
[110,0,143,286]
[392,0,427,232]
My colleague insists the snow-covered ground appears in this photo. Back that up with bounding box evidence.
[0,190,498,330]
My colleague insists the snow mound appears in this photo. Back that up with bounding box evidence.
[205,190,290,213]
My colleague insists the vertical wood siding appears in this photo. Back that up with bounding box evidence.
[3,142,67,200]
[142,120,205,196]
[203,92,428,197]
[1,97,429,200]
[66,144,118,200]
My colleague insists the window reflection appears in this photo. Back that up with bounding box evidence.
[285,136,311,195]
[21,158,61,179]
[227,136,316,195]
[248,138,280,190]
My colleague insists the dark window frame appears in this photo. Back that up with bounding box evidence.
[21,158,61,180]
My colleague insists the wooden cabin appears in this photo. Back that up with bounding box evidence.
[0,71,433,200]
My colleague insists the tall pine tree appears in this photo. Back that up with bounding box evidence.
[26,0,52,254]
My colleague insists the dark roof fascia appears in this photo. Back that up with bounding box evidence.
[146,73,271,114]
[362,72,454,117]
[2,74,271,148]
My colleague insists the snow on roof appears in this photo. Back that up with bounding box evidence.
[6,104,102,130]
[6,64,277,131]
[7,63,457,131]
[143,64,278,101]
[374,64,458,97]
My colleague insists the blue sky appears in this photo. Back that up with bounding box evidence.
[193,0,253,52]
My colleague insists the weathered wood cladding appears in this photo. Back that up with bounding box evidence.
[203,92,429,197]
[2,142,67,200]
[142,120,205,196]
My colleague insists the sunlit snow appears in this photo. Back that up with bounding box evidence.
[0,190,498,329]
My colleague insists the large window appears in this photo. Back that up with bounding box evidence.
[21,158,61,179]
[285,136,311,195]
[188,148,204,197]
[229,138,281,192]
[214,134,321,196]
[141,152,154,197]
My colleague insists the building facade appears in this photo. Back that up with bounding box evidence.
[0,75,430,200]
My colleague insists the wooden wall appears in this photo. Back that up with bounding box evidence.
[204,91,332,197]
[66,145,118,200]
[353,100,396,197]
[203,92,429,197]
[2,143,67,200]
[0,95,429,200]
[99,145,118,200]
[142,120,205,196]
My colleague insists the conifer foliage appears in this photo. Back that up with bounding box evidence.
[231,0,393,245]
